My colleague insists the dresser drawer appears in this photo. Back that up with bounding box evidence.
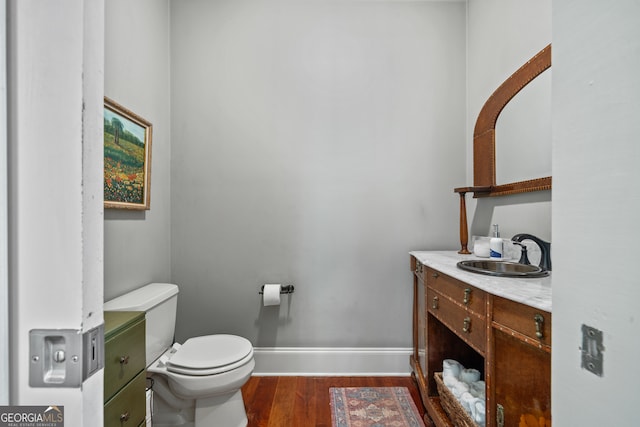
[104,370,146,427]
[492,295,551,349]
[426,267,486,315]
[104,316,146,399]
[428,287,486,353]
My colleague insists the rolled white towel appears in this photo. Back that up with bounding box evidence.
[451,380,469,398]
[470,380,486,399]
[443,359,464,379]
[460,368,481,384]
[460,392,476,415]
[474,400,486,427]
[443,375,458,388]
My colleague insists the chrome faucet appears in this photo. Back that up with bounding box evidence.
[511,234,552,271]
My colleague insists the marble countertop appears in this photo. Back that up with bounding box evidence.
[410,251,552,312]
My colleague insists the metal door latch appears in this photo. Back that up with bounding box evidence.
[580,324,604,377]
[29,325,104,388]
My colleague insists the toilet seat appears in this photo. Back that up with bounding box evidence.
[166,334,254,376]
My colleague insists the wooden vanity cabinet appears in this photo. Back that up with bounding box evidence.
[411,256,552,427]
[104,311,147,427]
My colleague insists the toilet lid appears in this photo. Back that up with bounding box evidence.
[167,335,253,372]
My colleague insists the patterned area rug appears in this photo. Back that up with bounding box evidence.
[330,387,425,427]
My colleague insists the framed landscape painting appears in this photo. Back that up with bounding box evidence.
[104,97,152,210]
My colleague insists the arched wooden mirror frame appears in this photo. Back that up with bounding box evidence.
[473,44,552,195]
[455,44,552,253]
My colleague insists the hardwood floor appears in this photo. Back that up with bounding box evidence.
[241,376,427,427]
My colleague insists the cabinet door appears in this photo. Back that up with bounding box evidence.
[492,298,551,427]
[493,331,551,427]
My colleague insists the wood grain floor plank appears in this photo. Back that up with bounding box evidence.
[245,376,278,427]
[315,377,332,427]
[266,377,297,427]
[292,376,317,426]
[242,376,425,426]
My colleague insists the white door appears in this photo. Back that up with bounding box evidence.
[6,0,104,424]
[0,0,8,406]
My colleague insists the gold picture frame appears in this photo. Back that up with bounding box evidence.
[103,97,152,210]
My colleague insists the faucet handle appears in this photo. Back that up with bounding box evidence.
[511,233,552,271]
[512,241,531,265]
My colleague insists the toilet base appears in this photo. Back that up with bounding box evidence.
[196,389,248,427]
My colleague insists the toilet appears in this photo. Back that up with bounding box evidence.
[104,283,254,427]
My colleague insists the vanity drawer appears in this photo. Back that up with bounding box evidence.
[426,267,486,315]
[104,316,146,399]
[104,370,146,427]
[428,287,486,353]
[492,295,551,349]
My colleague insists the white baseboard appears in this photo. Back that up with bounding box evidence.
[252,347,413,376]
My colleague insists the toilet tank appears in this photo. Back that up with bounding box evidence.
[104,283,179,367]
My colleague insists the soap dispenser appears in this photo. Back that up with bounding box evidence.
[490,224,503,259]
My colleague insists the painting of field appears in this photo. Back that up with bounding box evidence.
[104,98,152,209]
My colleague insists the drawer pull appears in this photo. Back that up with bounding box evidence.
[463,288,471,305]
[534,314,544,339]
[496,404,504,427]
[462,317,471,333]
[119,355,130,365]
[432,296,439,309]
[431,272,439,279]
[415,262,423,274]
[120,412,130,422]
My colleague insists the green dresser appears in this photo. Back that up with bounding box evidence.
[104,311,146,427]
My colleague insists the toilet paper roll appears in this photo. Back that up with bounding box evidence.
[263,284,281,306]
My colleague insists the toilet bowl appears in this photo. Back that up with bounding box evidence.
[104,283,255,427]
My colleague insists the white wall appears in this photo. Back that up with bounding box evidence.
[466,0,552,243]
[169,0,467,348]
[7,0,104,422]
[552,1,640,424]
[104,0,172,300]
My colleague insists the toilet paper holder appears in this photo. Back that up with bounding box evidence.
[259,284,295,295]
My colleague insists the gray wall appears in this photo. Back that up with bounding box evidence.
[104,0,172,300]
[169,0,466,346]
[552,0,640,423]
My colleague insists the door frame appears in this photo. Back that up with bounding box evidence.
[0,0,9,405]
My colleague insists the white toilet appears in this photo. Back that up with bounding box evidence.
[104,283,255,427]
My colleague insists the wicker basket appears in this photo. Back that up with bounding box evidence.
[434,372,479,427]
